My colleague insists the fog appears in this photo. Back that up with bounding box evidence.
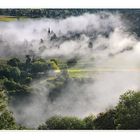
[1,12,140,127]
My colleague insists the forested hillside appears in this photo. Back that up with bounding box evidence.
[0,57,140,129]
[0,9,140,130]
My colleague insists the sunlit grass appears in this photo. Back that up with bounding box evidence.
[0,16,17,22]
[68,69,88,78]
[0,16,27,22]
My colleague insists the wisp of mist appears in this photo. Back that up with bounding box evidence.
[1,12,140,127]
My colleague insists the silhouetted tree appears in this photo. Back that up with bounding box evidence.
[7,58,20,67]
[94,109,116,130]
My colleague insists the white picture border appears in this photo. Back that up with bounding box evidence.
[0,0,140,140]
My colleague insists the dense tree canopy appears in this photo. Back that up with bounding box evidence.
[83,114,95,129]
[0,110,18,130]
[0,90,7,112]
[7,58,20,67]
[94,109,116,130]
[38,116,86,130]
[115,91,140,129]
[0,90,20,130]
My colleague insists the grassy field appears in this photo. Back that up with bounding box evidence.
[0,16,18,22]
[68,69,88,78]
[0,16,27,22]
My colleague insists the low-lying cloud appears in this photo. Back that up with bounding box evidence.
[1,12,140,127]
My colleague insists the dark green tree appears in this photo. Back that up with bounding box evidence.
[0,110,18,130]
[7,58,20,67]
[0,65,21,81]
[115,91,140,129]
[9,67,21,81]
[83,114,95,129]
[0,90,19,130]
[31,61,48,73]
[38,116,86,130]
[94,109,116,130]
[0,90,7,112]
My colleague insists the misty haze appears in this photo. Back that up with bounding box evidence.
[0,9,140,130]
